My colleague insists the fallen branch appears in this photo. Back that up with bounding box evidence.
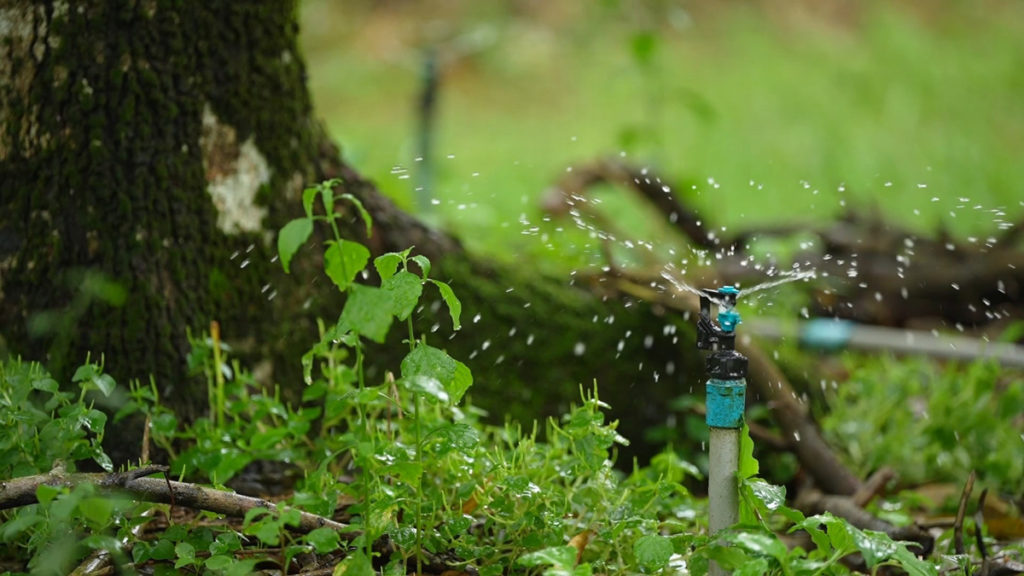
[0,464,349,536]
[547,158,1024,332]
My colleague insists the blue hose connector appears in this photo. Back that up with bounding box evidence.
[706,378,746,429]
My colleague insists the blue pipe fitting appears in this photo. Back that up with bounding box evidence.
[706,378,746,428]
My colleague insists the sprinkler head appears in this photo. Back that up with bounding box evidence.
[716,286,741,334]
[697,285,749,381]
[697,286,743,351]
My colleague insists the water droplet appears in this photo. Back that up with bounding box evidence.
[573,342,586,356]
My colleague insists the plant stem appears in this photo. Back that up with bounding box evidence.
[407,317,416,352]
[414,392,424,576]
[211,321,225,428]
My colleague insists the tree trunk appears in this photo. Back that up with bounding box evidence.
[0,1,702,461]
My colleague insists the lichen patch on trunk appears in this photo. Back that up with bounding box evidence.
[201,103,270,234]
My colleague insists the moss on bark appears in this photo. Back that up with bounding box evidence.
[0,1,318,416]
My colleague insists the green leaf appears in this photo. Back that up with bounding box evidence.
[173,542,196,568]
[32,377,59,393]
[706,545,749,571]
[225,559,260,576]
[320,181,335,214]
[278,218,313,273]
[36,484,60,505]
[79,496,114,526]
[735,557,770,576]
[822,514,854,553]
[338,284,394,343]
[402,375,449,403]
[204,554,233,571]
[339,193,373,237]
[794,515,832,553]
[733,531,787,563]
[634,534,674,570]
[429,279,462,330]
[324,240,370,292]
[410,254,431,279]
[434,422,480,451]
[150,538,176,561]
[517,545,577,569]
[374,252,404,281]
[93,374,116,397]
[383,271,423,320]
[302,186,318,218]
[251,520,281,545]
[72,363,97,383]
[389,461,424,484]
[335,550,375,576]
[746,478,786,512]
[83,408,107,433]
[401,344,473,404]
[243,506,271,527]
[738,422,759,480]
[851,528,897,569]
[306,526,340,554]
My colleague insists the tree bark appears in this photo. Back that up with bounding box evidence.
[0,1,703,463]
[0,1,326,417]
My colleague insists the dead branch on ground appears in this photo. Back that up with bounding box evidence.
[0,463,349,535]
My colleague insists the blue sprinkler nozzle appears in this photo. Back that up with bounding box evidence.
[716,286,742,333]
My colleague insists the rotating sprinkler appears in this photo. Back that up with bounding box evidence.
[697,286,748,575]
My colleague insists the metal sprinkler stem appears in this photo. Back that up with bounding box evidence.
[697,286,749,576]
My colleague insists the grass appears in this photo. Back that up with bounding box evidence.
[300,0,1024,270]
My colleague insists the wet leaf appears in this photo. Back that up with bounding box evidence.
[734,531,787,563]
[429,279,461,330]
[204,555,233,571]
[401,344,473,403]
[339,193,373,237]
[301,186,317,218]
[79,497,113,526]
[852,529,897,568]
[324,240,370,292]
[278,218,313,273]
[738,422,758,480]
[338,284,393,343]
[320,181,335,214]
[401,375,449,403]
[433,422,480,451]
[389,461,423,483]
[306,527,340,554]
[410,254,431,279]
[334,550,375,576]
[634,534,673,570]
[383,271,422,320]
[374,252,404,281]
[518,545,576,569]
[747,478,786,512]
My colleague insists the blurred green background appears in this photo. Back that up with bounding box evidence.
[300,0,1023,268]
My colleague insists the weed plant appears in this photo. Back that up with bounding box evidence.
[0,180,966,574]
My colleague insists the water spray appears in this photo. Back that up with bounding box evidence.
[697,286,748,575]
